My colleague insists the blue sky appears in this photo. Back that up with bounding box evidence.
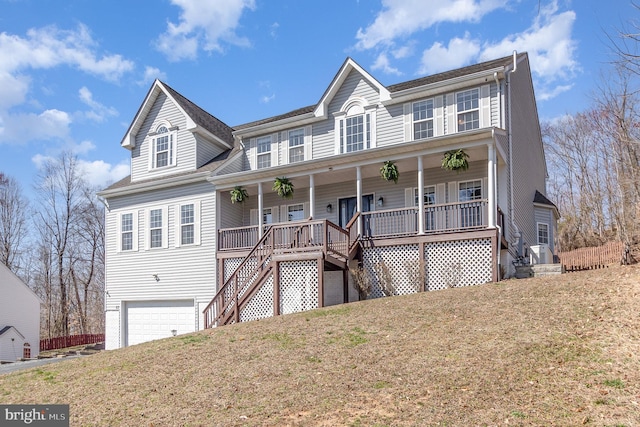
[0,0,631,198]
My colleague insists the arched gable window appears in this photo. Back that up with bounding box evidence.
[149,122,177,169]
[334,97,377,154]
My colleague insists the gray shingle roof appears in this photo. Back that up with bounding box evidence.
[533,190,557,209]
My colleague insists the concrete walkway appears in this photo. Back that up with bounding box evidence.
[0,355,84,375]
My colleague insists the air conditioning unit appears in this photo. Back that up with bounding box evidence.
[529,244,552,265]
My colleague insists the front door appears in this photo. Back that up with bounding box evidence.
[339,194,374,228]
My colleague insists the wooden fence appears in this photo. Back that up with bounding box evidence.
[40,334,105,351]
[558,241,626,272]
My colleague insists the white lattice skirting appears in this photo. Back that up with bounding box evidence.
[363,238,493,298]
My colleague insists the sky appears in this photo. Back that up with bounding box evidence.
[0,0,633,200]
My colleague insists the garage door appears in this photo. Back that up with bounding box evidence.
[125,300,195,346]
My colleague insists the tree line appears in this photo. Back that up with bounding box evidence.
[1,153,104,338]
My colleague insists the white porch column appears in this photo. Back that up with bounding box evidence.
[309,174,315,219]
[257,182,264,238]
[487,143,496,228]
[417,156,425,234]
[356,166,363,236]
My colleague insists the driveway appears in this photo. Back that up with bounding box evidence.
[0,355,84,375]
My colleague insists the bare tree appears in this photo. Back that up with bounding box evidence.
[0,173,28,272]
[32,152,104,337]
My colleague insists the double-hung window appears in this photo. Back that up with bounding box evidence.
[287,204,305,221]
[149,208,163,248]
[537,223,549,245]
[180,204,195,245]
[459,180,482,228]
[414,186,436,230]
[150,124,176,169]
[288,128,305,163]
[336,101,375,154]
[457,89,479,132]
[256,136,272,169]
[263,208,274,225]
[413,99,434,140]
[121,213,134,251]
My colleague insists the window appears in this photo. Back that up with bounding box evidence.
[538,223,549,244]
[287,204,305,221]
[459,180,482,228]
[263,208,274,224]
[288,128,305,163]
[415,186,436,230]
[149,208,163,248]
[121,213,133,251]
[150,124,176,169]
[457,89,479,132]
[180,204,195,245]
[413,100,434,140]
[257,136,271,169]
[336,101,375,154]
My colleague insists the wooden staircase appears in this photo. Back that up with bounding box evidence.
[204,218,355,328]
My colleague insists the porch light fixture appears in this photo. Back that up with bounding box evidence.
[377,197,384,207]
[152,274,160,282]
[171,329,177,336]
[326,203,332,213]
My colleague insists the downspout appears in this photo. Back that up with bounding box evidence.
[507,51,518,251]
[491,129,502,280]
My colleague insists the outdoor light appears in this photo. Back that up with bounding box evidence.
[152,274,160,282]
[377,197,384,207]
[326,203,332,213]
[171,329,177,337]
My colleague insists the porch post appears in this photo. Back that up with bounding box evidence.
[356,166,363,236]
[258,181,264,238]
[417,155,425,234]
[487,143,496,228]
[309,174,315,219]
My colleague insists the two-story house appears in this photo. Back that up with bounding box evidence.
[99,52,557,349]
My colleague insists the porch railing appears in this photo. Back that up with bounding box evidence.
[361,200,489,238]
[205,219,349,327]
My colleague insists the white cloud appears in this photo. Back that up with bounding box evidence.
[0,24,134,81]
[479,1,578,82]
[0,71,30,110]
[155,0,256,61]
[537,84,573,101]
[0,109,71,144]
[355,0,508,50]
[418,34,481,75]
[260,94,275,104]
[70,140,96,155]
[31,154,130,188]
[139,66,167,86]
[372,52,402,75]
[270,22,280,38]
[77,86,117,122]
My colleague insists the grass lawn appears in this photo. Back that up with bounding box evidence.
[1,265,639,426]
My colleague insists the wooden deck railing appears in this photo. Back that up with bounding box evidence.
[361,200,488,238]
[205,219,349,328]
[559,241,625,272]
[218,225,259,251]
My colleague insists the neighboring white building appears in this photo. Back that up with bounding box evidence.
[0,263,41,361]
[99,53,557,349]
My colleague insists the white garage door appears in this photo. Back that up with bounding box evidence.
[125,300,195,346]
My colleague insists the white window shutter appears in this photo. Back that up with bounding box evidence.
[304,126,312,161]
[304,202,310,219]
[169,132,176,166]
[194,201,201,246]
[334,116,341,155]
[280,205,288,222]
[404,188,414,207]
[271,206,280,223]
[448,182,458,203]
[403,103,412,142]
[434,96,444,136]
[144,209,150,251]
[149,137,155,170]
[249,138,256,170]
[174,205,181,248]
[281,131,289,166]
[132,211,139,252]
[162,206,169,249]
[436,183,446,205]
[116,214,122,253]
[445,93,455,134]
[250,209,258,226]
[271,134,278,167]
[480,85,491,128]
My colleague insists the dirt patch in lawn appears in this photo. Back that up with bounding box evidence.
[1,265,639,426]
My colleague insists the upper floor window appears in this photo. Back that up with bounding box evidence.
[121,213,134,251]
[180,204,195,245]
[335,99,376,154]
[457,89,479,132]
[257,136,272,169]
[413,100,434,140]
[288,128,305,163]
[150,124,177,169]
[149,208,163,248]
[537,223,549,244]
